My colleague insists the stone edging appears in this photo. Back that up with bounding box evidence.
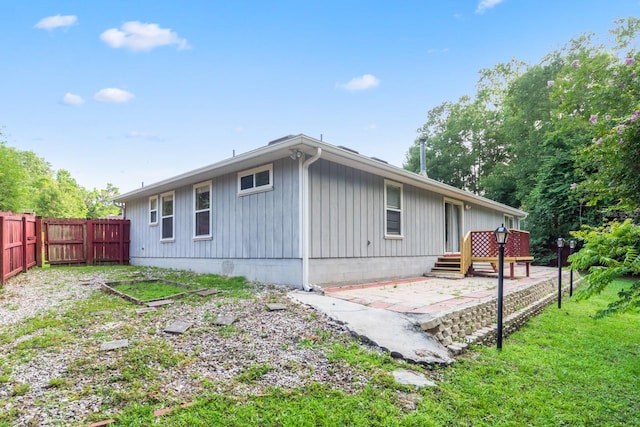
[418,272,580,356]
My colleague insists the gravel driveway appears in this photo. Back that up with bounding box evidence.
[0,267,376,426]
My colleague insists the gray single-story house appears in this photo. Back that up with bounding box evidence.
[114,134,527,288]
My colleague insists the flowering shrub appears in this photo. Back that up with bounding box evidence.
[570,220,640,317]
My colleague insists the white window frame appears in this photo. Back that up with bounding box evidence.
[160,191,175,242]
[504,214,516,230]
[148,195,158,226]
[384,180,403,239]
[193,181,212,240]
[237,164,273,196]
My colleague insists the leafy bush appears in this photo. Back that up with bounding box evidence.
[570,219,640,316]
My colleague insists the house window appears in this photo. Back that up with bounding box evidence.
[384,180,403,238]
[149,196,158,225]
[160,191,174,241]
[238,164,273,195]
[193,181,211,238]
[504,214,515,229]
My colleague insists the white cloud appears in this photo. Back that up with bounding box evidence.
[476,0,505,14]
[427,48,450,54]
[100,21,190,52]
[339,74,380,92]
[35,15,77,30]
[94,88,134,103]
[62,92,84,105]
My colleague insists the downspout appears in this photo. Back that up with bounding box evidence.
[301,147,322,290]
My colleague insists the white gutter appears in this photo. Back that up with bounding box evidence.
[301,147,322,290]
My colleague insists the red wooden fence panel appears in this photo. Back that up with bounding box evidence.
[88,219,130,264]
[0,213,37,285]
[41,218,130,265]
[42,219,87,264]
[1,215,129,284]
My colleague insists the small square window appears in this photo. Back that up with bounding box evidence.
[238,164,273,195]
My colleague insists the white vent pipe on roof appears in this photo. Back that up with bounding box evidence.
[420,140,427,177]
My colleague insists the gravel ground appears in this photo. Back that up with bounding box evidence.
[0,268,378,426]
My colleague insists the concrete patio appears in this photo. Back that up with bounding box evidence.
[290,266,578,364]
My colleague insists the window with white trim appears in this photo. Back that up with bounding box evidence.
[384,180,403,237]
[149,195,158,225]
[504,214,515,230]
[160,191,175,241]
[238,164,273,195]
[193,181,212,238]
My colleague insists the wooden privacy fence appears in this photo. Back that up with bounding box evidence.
[0,214,130,285]
[39,218,130,266]
[0,213,37,285]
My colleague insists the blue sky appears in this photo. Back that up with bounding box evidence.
[1,1,638,193]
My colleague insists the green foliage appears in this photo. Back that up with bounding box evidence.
[570,219,640,316]
[407,19,640,262]
[85,183,121,218]
[0,142,28,212]
[547,18,640,214]
[0,131,120,217]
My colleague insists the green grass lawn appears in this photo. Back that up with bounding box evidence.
[1,267,638,426]
[115,279,639,427]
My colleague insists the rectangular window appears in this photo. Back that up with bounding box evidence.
[384,180,403,238]
[238,164,273,195]
[193,181,212,238]
[161,191,174,241]
[504,214,515,230]
[149,196,158,225]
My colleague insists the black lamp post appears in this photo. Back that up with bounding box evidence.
[557,237,565,309]
[494,224,510,351]
[569,239,576,297]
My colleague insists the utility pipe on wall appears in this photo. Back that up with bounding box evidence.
[301,147,322,290]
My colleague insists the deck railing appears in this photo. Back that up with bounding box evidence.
[459,229,532,275]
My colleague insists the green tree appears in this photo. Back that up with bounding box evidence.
[553,18,640,214]
[0,141,27,212]
[35,170,88,218]
[85,183,121,218]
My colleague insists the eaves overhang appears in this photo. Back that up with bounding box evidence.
[114,134,527,218]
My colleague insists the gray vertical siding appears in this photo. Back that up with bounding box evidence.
[126,158,300,260]
[308,159,518,259]
[464,204,512,233]
[309,159,446,258]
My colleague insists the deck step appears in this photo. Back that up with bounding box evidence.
[433,256,461,272]
[431,267,461,272]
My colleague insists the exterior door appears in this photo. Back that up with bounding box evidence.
[444,201,463,253]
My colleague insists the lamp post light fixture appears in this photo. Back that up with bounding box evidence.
[494,224,510,351]
[569,239,576,297]
[557,237,565,309]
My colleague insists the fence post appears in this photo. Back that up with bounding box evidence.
[119,221,125,264]
[86,220,94,265]
[22,215,28,272]
[0,216,5,285]
[35,217,43,267]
